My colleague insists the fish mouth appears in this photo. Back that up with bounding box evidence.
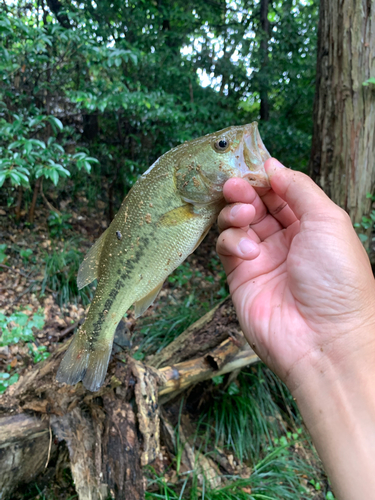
[242,122,271,188]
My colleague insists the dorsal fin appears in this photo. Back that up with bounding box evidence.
[77,229,108,290]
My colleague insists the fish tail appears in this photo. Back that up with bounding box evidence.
[56,327,113,392]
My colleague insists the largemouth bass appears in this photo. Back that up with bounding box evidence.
[56,122,270,391]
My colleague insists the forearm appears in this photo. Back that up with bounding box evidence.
[292,344,375,500]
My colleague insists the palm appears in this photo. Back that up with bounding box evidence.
[230,222,314,380]
[217,174,369,383]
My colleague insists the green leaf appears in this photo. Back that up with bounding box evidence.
[50,169,59,186]
[8,373,19,385]
[47,116,64,132]
[227,382,240,395]
[13,312,29,326]
[0,171,6,188]
[9,171,21,186]
[212,375,224,386]
[363,77,375,86]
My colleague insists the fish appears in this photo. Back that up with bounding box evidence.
[56,122,271,392]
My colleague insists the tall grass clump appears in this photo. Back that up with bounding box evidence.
[41,239,95,307]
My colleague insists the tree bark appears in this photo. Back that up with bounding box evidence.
[309,0,375,225]
[28,178,41,224]
[15,186,23,221]
[259,0,270,121]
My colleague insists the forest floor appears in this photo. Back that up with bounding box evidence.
[0,196,334,500]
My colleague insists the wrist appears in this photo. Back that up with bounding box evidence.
[290,335,375,499]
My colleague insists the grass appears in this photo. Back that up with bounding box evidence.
[134,291,212,359]
[133,260,228,360]
[41,239,96,307]
[145,363,334,500]
[201,365,301,463]
[146,440,316,500]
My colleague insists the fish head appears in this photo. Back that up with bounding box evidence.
[174,122,271,205]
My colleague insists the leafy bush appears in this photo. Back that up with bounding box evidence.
[0,309,46,393]
[47,211,73,238]
[0,310,45,346]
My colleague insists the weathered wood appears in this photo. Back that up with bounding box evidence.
[309,0,375,227]
[150,297,239,368]
[158,333,258,403]
[0,414,52,499]
[101,395,144,500]
[51,407,106,500]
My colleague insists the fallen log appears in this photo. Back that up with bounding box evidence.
[0,297,258,499]
[158,332,258,403]
[0,414,53,500]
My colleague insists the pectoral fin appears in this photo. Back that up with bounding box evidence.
[134,282,164,318]
[77,228,108,289]
[159,204,198,227]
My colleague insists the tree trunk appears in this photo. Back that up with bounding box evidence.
[259,0,270,121]
[15,186,23,221]
[309,0,375,225]
[0,298,258,499]
[28,178,41,224]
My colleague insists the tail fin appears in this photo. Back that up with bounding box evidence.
[56,330,113,392]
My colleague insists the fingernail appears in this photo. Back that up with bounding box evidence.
[272,159,285,169]
[231,205,242,217]
[238,238,257,256]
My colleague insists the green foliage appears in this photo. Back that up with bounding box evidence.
[0,308,46,393]
[0,107,97,190]
[0,243,7,264]
[0,0,318,218]
[201,365,298,464]
[0,372,19,394]
[47,211,72,238]
[28,343,50,363]
[135,290,210,359]
[41,239,95,307]
[146,433,314,500]
[363,78,375,86]
[0,310,45,346]
[354,193,375,244]
[19,248,33,263]
[168,262,202,287]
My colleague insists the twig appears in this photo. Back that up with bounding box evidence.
[40,178,61,216]
[0,263,33,279]
[10,283,37,306]
[45,425,52,468]
[55,317,84,340]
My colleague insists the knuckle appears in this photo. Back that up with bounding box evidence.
[335,207,351,224]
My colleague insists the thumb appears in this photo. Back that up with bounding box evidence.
[264,158,338,220]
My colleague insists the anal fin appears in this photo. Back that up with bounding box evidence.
[134,282,163,318]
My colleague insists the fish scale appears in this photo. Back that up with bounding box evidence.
[56,122,271,392]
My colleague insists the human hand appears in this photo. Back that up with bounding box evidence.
[217,158,375,391]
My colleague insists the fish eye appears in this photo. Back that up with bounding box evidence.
[213,137,230,153]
